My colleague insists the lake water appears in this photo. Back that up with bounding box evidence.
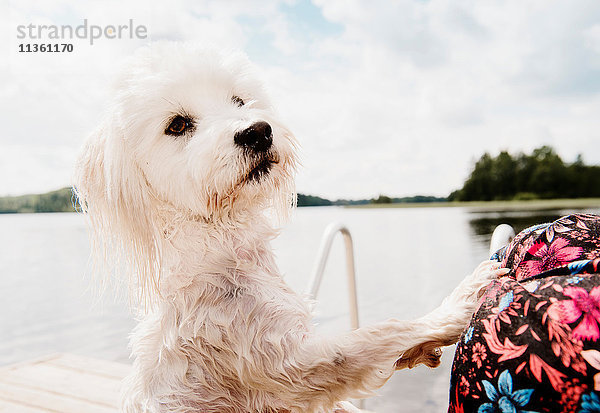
[2,205,600,412]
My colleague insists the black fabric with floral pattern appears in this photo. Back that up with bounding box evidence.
[449,214,600,413]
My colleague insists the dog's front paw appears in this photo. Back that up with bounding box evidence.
[395,342,442,370]
[459,260,509,303]
[438,260,509,340]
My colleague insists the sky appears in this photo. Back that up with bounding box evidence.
[1,0,600,199]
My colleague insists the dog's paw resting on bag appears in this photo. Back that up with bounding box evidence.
[395,260,508,370]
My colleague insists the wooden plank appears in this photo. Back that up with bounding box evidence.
[0,380,115,413]
[0,362,120,408]
[0,354,62,372]
[0,381,116,413]
[46,353,131,380]
[0,397,54,412]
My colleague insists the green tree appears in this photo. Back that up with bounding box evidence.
[372,195,392,204]
[491,151,517,200]
[458,153,495,201]
[528,146,567,198]
[450,145,599,201]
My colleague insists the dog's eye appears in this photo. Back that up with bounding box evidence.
[232,96,245,107]
[166,116,192,136]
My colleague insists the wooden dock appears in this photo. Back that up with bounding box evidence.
[0,354,374,412]
[0,353,130,413]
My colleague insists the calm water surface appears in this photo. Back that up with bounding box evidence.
[1,206,599,412]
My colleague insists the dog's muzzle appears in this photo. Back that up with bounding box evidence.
[235,121,280,183]
[234,121,273,153]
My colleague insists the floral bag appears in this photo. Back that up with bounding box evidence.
[449,214,600,413]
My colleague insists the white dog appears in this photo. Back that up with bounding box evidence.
[74,43,504,413]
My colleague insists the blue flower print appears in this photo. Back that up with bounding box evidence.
[568,260,591,275]
[498,291,514,312]
[478,370,537,413]
[579,391,600,413]
[566,275,584,284]
[464,326,474,344]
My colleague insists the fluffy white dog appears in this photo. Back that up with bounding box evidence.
[74,43,504,413]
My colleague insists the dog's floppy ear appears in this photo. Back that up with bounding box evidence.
[74,118,161,308]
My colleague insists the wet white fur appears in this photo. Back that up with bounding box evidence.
[74,43,500,413]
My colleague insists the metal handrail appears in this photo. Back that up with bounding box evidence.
[306,222,360,331]
[489,224,516,256]
[306,222,362,409]
[307,222,516,329]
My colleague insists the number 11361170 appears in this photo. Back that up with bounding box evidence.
[18,44,74,53]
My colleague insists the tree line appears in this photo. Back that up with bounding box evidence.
[297,193,446,207]
[0,188,445,213]
[449,145,600,201]
[0,188,77,213]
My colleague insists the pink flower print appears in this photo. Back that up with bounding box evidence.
[549,286,600,341]
[459,375,470,396]
[518,238,583,279]
[471,342,487,368]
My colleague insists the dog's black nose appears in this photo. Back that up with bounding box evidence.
[234,121,272,152]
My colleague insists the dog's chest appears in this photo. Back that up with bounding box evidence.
[168,270,311,347]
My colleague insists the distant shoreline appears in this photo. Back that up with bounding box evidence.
[1,186,599,214]
[347,198,600,211]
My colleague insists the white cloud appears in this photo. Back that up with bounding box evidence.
[2,0,600,198]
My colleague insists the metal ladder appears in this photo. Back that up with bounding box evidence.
[305,222,362,409]
[489,224,515,256]
[305,222,515,410]
[305,222,360,331]
[305,222,516,329]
